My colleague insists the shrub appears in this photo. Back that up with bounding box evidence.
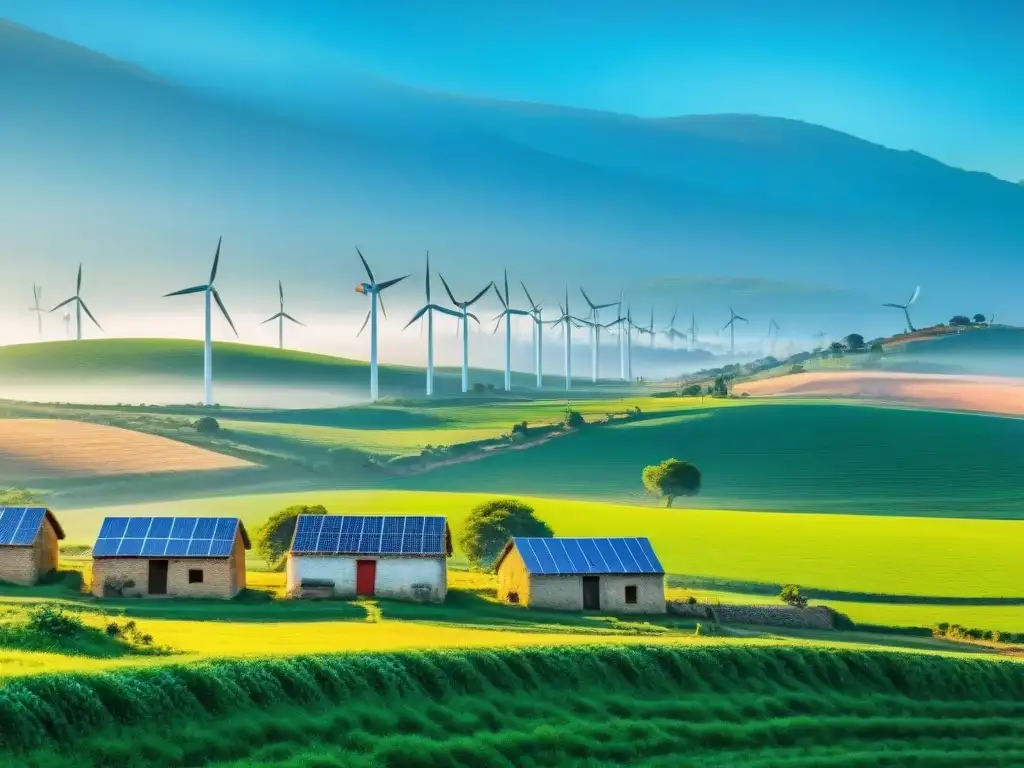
[641,459,701,507]
[562,408,585,428]
[27,605,84,638]
[254,504,329,571]
[779,584,808,608]
[511,421,529,436]
[681,384,703,396]
[0,488,43,505]
[459,499,553,570]
[195,416,221,434]
[790,364,805,374]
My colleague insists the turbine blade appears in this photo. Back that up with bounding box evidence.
[404,305,429,330]
[580,287,596,309]
[76,263,82,295]
[282,312,305,327]
[491,317,502,335]
[79,300,103,332]
[723,319,733,330]
[493,283,507,309]
[164,285,209,297]
[736,315,749,322]
[908,286,921,306]
[430,304,463,319]
[279,280,283,302]
[378,293,388,320]
[881,303,904,309]
[467,282,493,306]
[503,270,510,304]
[438,273,459,306]
[355,246,375,284]
[425,251,431,302]
[49,297,76,312]
[357,309,371,337]
[209,237,222,284]
[520,281,537,310]
[260,313,283,325]
[212,288,238,337]
[377,275,409,291]
[467,312,481,324]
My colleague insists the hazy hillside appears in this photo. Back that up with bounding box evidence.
[2,21,1022,329]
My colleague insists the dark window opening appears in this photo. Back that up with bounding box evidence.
[188,569,204,584]
[625,585,638,604]
[507,591,520,604]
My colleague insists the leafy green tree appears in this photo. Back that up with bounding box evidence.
[973,313,986,324]
[780,584,808,608]
[459,499,553,570]
[712,375,729,397]
[0,488,42,505]
[681,383,702,396]
[843,333,865,352]
[949,315,971,327]
[195,416,221,434]
[641,459,702,507]
[829,341,845,357]
[254,504,328,570]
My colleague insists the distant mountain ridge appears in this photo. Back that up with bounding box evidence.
[1,20,1021,332]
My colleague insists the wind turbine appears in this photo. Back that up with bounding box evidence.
[260,281,305,350]
[722,307,748,356]
[492,271,533,391]
[163,237,238,407]
[50,264,102,341]
[438,274,492,393]
[605,305,638,382]
[689,312,698,351]
[580,288,617,383]
[28,284,44,340]
[404,252,462,396]
[766,319,781,354]
[544,287,584,390]
[353,247,408,403]
[883,286,921,333]
[662,305,686,348]
[520,281,544,388]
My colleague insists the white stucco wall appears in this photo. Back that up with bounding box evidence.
[287,555,447,602]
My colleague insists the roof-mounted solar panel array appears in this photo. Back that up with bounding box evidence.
[92,517,240,558]
[513,537,664,575]
[0,507,47,547]
[291,515,447,556]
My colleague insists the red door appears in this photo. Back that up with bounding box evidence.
[356,560,376,596]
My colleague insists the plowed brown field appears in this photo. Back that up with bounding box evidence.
[0,419,252,478]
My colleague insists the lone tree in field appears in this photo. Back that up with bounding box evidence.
[973,313,987,324]
[254,504,328,570]
[843,333,865,352]
[780,584,808,608]
[642,459,701,507]
[459,498,553,570]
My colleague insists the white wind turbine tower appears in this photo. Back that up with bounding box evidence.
[163,237,238,407]
[722,306,748,356]
[438,274,492,393]
[50,264,103,341]
[613,291,628,381]
[404,252,462,396]
[882,285,921,333]
[354,246,409,403]
[603,304,634,382]
[544,287,584,390]
[689,312,698,351]
[520,281,544,388]
[28,284,44,340]
[260,281,305,350]
[580,288,617,383]
[492,271,533,392]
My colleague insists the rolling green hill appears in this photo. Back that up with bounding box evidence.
[390,402,1024,518]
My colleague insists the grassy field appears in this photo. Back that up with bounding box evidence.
[4,644,1023,767]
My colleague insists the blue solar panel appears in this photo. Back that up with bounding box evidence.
[165,538,190,557]
[362,516,384,534]
[291,515,323,553]
[338,533,361,553]
[192,518,216,539]
[424,517,444,535]
[317,516,342,553]
[125,517,152,538]
[118,538,145,556]
[209,538,233,557]
[380,534,402,553]
[382,517,403,535]
[401,534,422,553]
[421,534,444,555]
[92,538,120,556]
[512,538,665,575]
[403,517,424,534]
[171,518,197,539]
[148,518,173,538]
[188,539,213,557]
[288,515,448,556]
[0,508,24,545]
[213,518,237,540]
[98,517,130,539]
[12,508,45,546]
[341,516,363,534]
[141,538,168,557]
[358,532,382,553]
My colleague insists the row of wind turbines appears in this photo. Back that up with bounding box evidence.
[28,239,823,405]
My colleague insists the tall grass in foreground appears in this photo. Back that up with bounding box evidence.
[3,645,1024,767]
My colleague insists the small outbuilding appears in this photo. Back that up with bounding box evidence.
[91,516,250,599]
[287,514,451,602]
[496,536,667,614]
[0,506,65,586]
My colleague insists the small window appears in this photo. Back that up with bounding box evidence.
[507,591,520,604]
[188,569,204,584]
[625,585,638,604]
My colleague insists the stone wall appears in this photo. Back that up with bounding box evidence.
[0,545,39,586]
[667,600,836,630]
[496,546,532,605]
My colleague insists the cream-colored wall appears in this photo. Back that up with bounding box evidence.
[0,520,61,586]
[287,555,447,602]
[91,530,246,599]
[496,546,532,605]
[527,573,666,614]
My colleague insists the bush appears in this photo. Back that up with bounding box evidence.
[459,499,553,570]
[779,584,808,608]
[254,504,329,571]
[790,364,805,374]
[27,605,84,638]
[562,408,585,428]
[641,459,701,507]
[681,384,703,396]
[0,488,43,505]
[511,421,529,436]
[195,416,221,434]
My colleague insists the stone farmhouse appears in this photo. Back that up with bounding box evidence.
[0,506,65,586]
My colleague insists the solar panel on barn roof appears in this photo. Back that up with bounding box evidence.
[92,517,242,558]
[290,514,449,556]
[0,507,47,547]
[512,537,664,575]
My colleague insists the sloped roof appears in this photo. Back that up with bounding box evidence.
[0,506,65,546]
[289,514,452,557]
[92,516,250,558]
[497,537,665,576]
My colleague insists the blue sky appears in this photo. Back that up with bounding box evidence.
[3,0,1022,182]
